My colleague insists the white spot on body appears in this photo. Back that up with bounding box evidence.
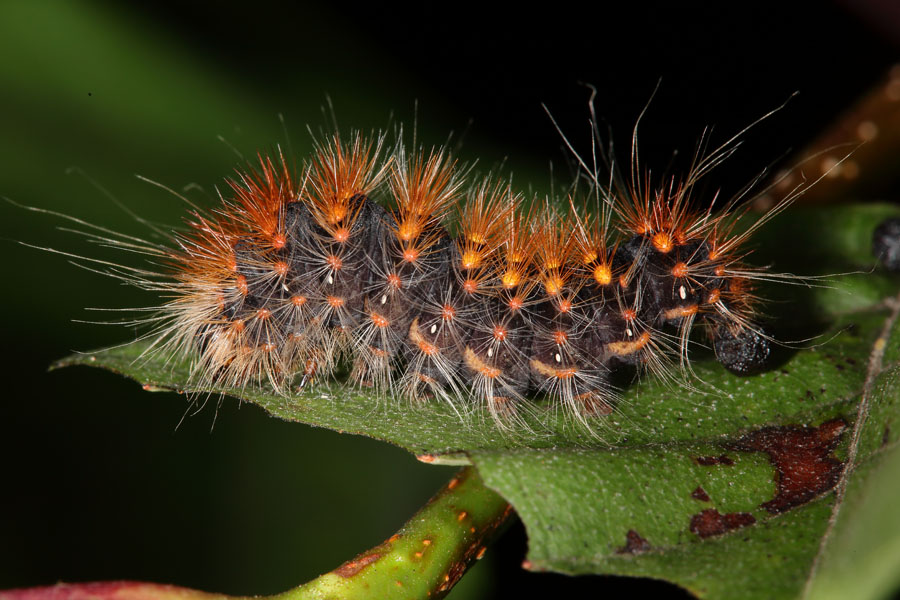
[487,347,494,358]
[679,285,687,300]
[326,274,334,285]
[554,353,562,363]
[430,324,437,334]
[626,327,633,337]
[380,294,387,305]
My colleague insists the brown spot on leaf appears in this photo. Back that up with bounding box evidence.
[616,529,651,554]
[695,454,735,466]
[691,486,711,502]
[729,418,847,514]
[690,509,756,538]
[335,551,382,577]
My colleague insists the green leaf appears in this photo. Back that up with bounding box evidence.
[56,203,900,599]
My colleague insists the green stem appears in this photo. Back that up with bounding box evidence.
[0,468,513,600]
[273,466,512,600]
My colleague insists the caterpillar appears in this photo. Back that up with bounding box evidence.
[28,103,820,436]
[90,116,795,432]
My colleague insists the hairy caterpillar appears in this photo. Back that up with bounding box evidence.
[43,111,808,431]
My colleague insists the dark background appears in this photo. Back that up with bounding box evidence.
[0,1,897,598]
